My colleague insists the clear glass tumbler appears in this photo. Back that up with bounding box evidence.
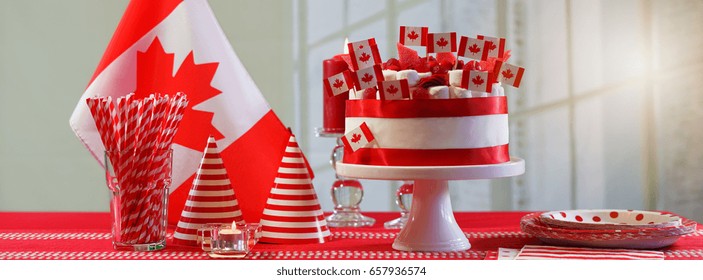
[105,149,172,251]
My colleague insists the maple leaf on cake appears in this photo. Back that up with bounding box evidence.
[427,32,456,53]
[351,133,362,143]
[399,26,428,46]
[353,64,384,91]
[502,69,514,79]
[498,62,525,88]
[378,79,409,100]
[472,75,484,86]
[485,41,496,51]
[359,52,371,62]
[348,38,381,70]
[361,73,374,84]
[342,122,375,153]
[408,31,419,41]
[462,70,491,93]
[457,36,488,60]
[469,44,481,54]
[324,70,352,96]
[134,37,223,151]
[476,35,506,58]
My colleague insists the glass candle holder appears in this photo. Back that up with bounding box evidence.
[208,223,262,257]
[384,181,414,229]
[197,223,222,252]
[325,139,375,227]
[105,149,172,251]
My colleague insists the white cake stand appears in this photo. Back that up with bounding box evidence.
[336,157,525,252]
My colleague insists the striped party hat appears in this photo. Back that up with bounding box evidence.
[258,134,331,244]
[173,136,244,246]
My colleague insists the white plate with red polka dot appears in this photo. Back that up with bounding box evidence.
[539,210,682,230]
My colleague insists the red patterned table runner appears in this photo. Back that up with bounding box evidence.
[1,212,701,260]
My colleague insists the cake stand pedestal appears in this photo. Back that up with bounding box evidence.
[336,158,525,252]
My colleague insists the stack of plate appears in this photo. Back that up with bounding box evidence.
[520,210,697,249]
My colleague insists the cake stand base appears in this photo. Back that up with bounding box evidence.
[336,158,525,252]
[392,180,469,251]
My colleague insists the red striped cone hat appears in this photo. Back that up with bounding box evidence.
[258,134,331,244]
[173,136,244,246]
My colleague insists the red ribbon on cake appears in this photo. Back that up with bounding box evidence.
[343,145,510,166]
[345,97,507,118]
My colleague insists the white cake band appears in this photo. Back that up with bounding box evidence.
[346,115,509,149]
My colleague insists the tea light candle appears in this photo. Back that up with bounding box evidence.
[218,227,241,236]
[211,222,246,255]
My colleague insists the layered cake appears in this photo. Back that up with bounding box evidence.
[328,28,524,167]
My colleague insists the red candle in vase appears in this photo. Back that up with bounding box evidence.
[322,55,350,134]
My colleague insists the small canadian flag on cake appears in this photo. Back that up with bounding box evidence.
[324,70,353,96]
[348,38,382,70]
[477,35,506,58]
[498,62,525,88]
[342,122,375,153]
[352,64,384,91]
[462,70,492,93]
[457,36,489,61]
[427,32,457,53]
[399,26,428,46]
[378,79,410,100]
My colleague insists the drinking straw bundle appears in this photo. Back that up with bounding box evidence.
[86,92,188,244]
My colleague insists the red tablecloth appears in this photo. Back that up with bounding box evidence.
[1,212,701,260]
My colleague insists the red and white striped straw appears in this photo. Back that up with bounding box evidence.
[85,92,189,245]
[144,94,188,241]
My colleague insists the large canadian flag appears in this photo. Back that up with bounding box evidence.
[69,0,292,225]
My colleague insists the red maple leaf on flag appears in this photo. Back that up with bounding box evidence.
[133,37,224,151]
[486,41,496,51]
[333,78,345,89]
[351,133,362,143]
[436,37,449,47]
[386,85,398,94]
[408,30,419,41]
[361,73,374,84]
[502,69,514,79]
[472,75,485,86]
[468,44,481,54]
[359,52,371,62]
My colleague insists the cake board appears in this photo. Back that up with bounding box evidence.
[336,157,525,252]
